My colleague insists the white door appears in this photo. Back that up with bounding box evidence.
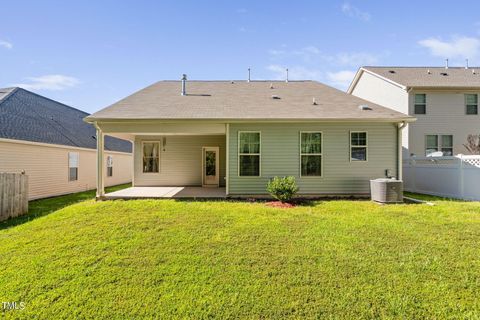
[202,147,219,187]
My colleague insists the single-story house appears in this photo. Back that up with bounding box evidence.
[0,87,133,200]
[84,78,414,199]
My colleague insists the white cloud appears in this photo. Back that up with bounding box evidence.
[268,46,378,67]
[336,52,378,67]
[14,74,80,91]
[326,70,356,89]
[418,36,480,59]
[267,65,322,80]
[341,2,371,22]
[0,40,13,49]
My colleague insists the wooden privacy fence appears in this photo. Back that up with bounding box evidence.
[403,155,480,201]
[0,172,29,221]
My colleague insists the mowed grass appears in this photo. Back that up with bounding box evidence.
[1,190,480,319]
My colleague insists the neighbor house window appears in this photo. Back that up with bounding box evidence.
[106,156,113,177]
[238,132,260,176]
[350,132,367,161]
[465,94,478,115]
[300,132,322,176]
[425,135,453,156]
[143,142,159,173]
[68,152,79,181]
[414,94,426,114]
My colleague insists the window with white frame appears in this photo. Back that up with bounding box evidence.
[425,135,453,156]
[465,94,478,115]
[238,132,260,176]
[68,152,79,181]
[143,142,160,173]
[350,132,367,161]
[414,94,426,114]
[106,156,113,177]
[300,132,322,176]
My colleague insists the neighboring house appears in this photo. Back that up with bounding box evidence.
[348,66,480,157]
[85,79,413,198]
[0,87,133,200]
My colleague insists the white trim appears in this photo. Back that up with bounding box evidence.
[349,131,368,162]
[68,151,80,181]
[425,134,453,156]
[347,67,408,94]
[413,93,427,115]
[141,141,161,174]
[106,155,113,177]
[225,124,230,195]
[464,93,479,115]
[237,131,261,177]
[202,146,220,187]
[87,118,415,124]
[0,137,131,155]
[299,131,323,177]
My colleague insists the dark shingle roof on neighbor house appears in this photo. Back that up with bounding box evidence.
[0,87,132,153]
[85,80,413,122]
[359,66,480,89]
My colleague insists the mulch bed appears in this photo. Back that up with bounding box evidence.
[265,201,296,208]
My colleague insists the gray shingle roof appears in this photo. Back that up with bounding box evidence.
[86,80,412,122]
[361,66,480,88]
[0,88,131,152]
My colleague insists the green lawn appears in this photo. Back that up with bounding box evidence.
[1,189,480,319]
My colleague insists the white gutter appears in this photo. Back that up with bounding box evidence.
[397,121,407,181]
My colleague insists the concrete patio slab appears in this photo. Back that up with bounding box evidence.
[105,187,226,199]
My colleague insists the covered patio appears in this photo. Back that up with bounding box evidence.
[105,186,227,200]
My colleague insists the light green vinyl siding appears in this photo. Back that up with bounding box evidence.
[228,123,397,195]
[134,135,226,187]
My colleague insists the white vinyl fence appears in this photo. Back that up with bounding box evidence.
[403,155,480,200]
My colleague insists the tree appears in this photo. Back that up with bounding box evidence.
[463,134,480,155]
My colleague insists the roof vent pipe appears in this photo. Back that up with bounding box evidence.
[466,59,469,69]
[181,74,187,96]
[286,68,289,83]
[247,68,251,82]
[445,59,449,69]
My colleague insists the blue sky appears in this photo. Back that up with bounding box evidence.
[1,0,480,113]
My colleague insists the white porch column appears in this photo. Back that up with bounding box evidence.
[95,124,105,199]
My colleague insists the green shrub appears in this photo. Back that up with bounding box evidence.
[266,176,299,203]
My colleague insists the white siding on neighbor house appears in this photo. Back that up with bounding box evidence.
[407,91,480,156]
[228,122,398,195]
[350,71,410,156]
[0,139,132,200]
[133,135,226,187]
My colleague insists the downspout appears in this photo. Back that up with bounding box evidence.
[397,121,407,181]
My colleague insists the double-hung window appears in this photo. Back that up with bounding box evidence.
[350,132,367,161]
[414,94,426,114]
[425,135,453,156]
[143,142,160,173]
[106,156,113,177]
[465,94,478,115]
[68,152,79,181]
[238,132,260,176]
[300,132,322,176]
